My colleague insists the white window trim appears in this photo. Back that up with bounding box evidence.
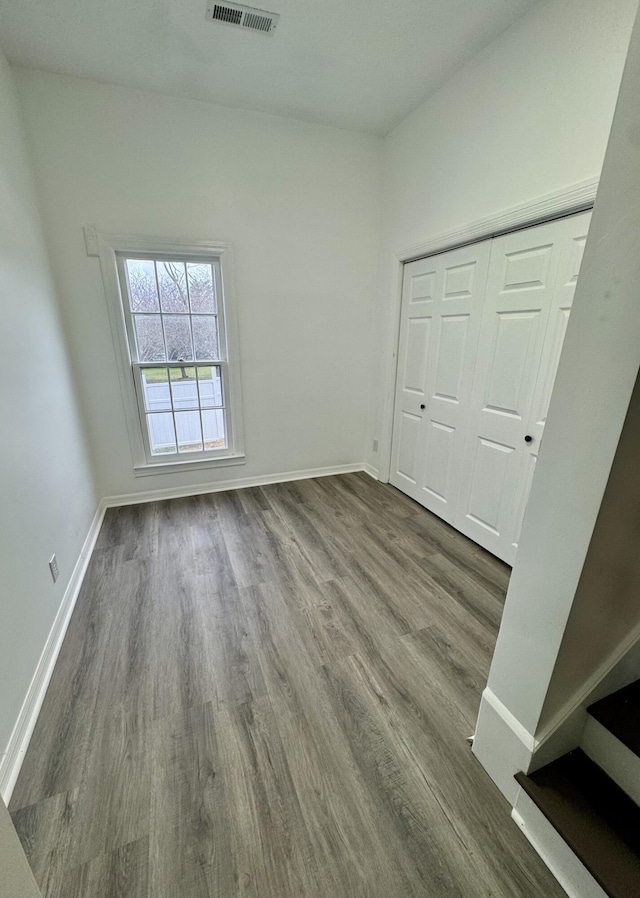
[85,228,245,475]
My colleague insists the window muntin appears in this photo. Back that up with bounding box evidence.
[117,254,233,464]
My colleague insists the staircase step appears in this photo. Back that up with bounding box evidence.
[515,750,640,898]
[588,680,640,757]
[583,714,640,806]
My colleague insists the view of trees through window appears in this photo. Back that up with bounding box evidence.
[126,258,220,367]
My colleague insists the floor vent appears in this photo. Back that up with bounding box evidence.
[206,2,280,34]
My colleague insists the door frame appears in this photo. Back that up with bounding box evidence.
[378,177,599,485]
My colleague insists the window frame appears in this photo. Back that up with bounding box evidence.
[86,230,245,476]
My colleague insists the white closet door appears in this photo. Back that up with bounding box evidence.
[454,211,591,563]
[390,241,491,520]
[509,210,591,557]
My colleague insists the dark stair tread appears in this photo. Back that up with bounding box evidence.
[515,750,640,898]
[588,680,640,757]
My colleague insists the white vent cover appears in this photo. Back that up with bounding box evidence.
[205,2,280,35]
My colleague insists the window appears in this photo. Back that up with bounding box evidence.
[88,232,244,474]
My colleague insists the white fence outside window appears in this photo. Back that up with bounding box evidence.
[143,373,224,453]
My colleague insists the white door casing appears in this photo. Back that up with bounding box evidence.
[390,241,491,521]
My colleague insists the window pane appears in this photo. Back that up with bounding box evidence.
[202,408,227,449]
[163,315,193,362]
[187,263,217,313]
[169,367,199,410]
[175,410,203,453]
[192,316,219,360]
[157,261,189,313]
[126,259,159,312]
[119,250,235,464]
[147,412,177,455]
[134,315,166,362]
[141,367,171,412]
[196,366,223,407]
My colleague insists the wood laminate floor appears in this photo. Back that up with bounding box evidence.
[10,473,566,897]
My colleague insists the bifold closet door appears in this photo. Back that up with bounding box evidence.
[508,212,591,556]
[454,210,591,563]
[389,241,491,521]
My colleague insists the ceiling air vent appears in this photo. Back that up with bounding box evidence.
[206,2,280,35]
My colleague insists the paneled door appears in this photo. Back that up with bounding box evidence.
[390,241,491,521]
[507,212,591,558]
[454,211,591,562]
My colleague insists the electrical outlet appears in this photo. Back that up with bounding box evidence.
[49,554,59,583]
[372,439,379,453]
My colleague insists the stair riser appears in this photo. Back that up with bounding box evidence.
[583,715,640,807]
[513,788,608,898]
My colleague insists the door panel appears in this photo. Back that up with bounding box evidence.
[501,243,554,292]
[465,436,516,536]
[410,270,437,302]
[484,310,544,417]
[396,412,421,485]
[435,315,469,401]
[455,223,559,560]
[415,245,491,521]
[529,226,588,434]
[443,260,478,298]
[390,261,436,500]
[456,211,591,562]
[513,452,537,547]
[390,242,491,516]
[422,419,455,504]
[533,306,570,428]
[404,318,431,393]
[509,211,591,558]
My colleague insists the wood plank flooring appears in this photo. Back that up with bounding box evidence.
[10,473,566,897]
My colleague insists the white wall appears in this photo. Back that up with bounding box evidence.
[474,0,640,800]
[369,0,638,476]
[539,370,640,731]
[14,70,382,500]
[0,49,97,767]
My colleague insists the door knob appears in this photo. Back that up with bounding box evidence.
[524,435,533,443]
[420,404,426,410]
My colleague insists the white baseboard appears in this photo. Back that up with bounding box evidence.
[362,463,379,480]
[103,462,365,507]
[512,789,607,898]
[0,501,107,805]
[472,688,537,804]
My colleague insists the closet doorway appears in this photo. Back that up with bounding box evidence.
[390,210,591,564]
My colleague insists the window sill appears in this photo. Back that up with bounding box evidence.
[133,453,246,477]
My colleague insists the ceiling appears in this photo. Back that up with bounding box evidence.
[0,0,536,135]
